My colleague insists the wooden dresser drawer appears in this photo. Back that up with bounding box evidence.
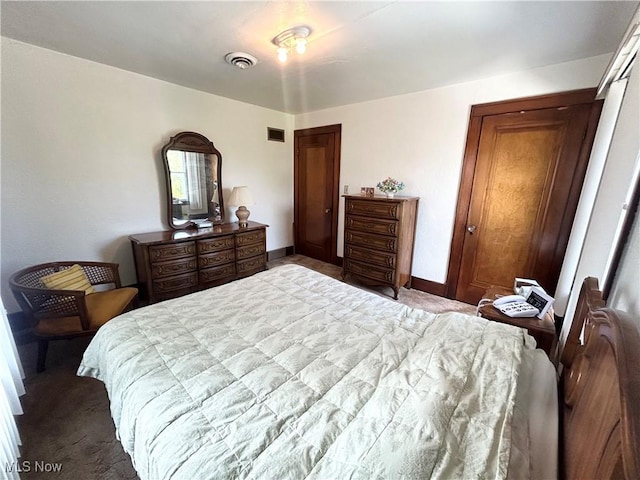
[152,271,198,293]
[345,215,398,236]
[345,230,397,253]
[237,242,266,260]
[344,259,394,284]
[236,255,266,276]
[151,257,197,279]
[200,263,236,284]
[197,236,234,254]
[236,229,266,247]
[346,199,400,220]
[149,242,195,262]
[198,249,235,268]
[344,245,396,269]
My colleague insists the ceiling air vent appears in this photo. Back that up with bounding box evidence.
[224,52,258,70]
[267,128,285,142]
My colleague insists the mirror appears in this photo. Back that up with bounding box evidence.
[162,132,224,230]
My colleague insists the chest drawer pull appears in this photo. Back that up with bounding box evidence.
[345,216,398,236]
[151,258,197,279]
[346,200,400,220]
[149,242,195,262]
[345,245,396,268]
[198,236,235,254]
[345,230,397,253]
[199,249,235,268]
[236,229,266,246]
[237,244,266,260]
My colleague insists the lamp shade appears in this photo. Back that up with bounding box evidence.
[228,186,254,207]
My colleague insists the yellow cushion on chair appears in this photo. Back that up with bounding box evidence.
[85,287,138,328]
[33,287,138,336]
[40,264,96,294]
[35,316,87,336]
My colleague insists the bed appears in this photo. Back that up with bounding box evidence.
[77,264,638,479]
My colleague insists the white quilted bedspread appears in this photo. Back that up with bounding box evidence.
[78,264,535,480]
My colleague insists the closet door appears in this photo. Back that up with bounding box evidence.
[448,90,602,305]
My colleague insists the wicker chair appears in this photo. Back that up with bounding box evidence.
[9,261,138,372]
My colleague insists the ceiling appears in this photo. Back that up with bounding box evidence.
[2,1,638,114]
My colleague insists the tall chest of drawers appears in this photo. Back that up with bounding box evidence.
[130,221,267,304]
[342,195,419,299]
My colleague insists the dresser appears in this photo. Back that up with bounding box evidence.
[342,195,419,299]
[129,221,267,304]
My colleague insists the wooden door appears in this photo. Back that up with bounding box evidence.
[447,90,602,305]
[294,125,341,264]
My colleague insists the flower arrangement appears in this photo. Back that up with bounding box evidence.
[376,177,405,194]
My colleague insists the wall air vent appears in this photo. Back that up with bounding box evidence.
[224,52,258,70]
[267,127,285,142]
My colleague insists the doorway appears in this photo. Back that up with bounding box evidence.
[446,90,603,305]
[294,124,341,264]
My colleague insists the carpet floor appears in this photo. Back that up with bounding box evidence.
[15,255,475,479]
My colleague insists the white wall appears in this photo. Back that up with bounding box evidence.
[295,54,611,286]
[554,77,628,316]
[559,60,640,344]
[609,208,640,323]
[1,39,294,312]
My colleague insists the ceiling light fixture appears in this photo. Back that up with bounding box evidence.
[271,26,311,63]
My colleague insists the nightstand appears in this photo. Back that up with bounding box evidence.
[477,285,557,358]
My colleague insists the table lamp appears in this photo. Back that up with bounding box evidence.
[228,186,254,227]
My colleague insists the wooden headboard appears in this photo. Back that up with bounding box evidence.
[560,277,640,479]
[560,276,605,368]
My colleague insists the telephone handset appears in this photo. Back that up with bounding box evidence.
[493,295,540,318]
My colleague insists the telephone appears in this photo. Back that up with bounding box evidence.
[493,295,540,318]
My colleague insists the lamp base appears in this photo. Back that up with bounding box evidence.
[235,206,250,227]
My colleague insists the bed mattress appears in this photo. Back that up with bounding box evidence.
[78,264,555,479]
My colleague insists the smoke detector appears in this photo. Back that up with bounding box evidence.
[225,52,258,69]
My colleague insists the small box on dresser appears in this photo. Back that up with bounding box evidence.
[130,221,268,304]
[342,195,419,299]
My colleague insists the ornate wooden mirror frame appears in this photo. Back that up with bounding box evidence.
[162,131,224,230]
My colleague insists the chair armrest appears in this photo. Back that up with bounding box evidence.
[14,286,92,330]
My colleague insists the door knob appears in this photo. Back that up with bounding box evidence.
[325,208,331,214]
[467,224,477,234]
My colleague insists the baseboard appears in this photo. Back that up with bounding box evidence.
[8,310,31,332]
[267,246,295,261]
[411,276,447,297]
[7,311,35,345]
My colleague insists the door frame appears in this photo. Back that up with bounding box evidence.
[293,124,342,265]
[445,88,603,299]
